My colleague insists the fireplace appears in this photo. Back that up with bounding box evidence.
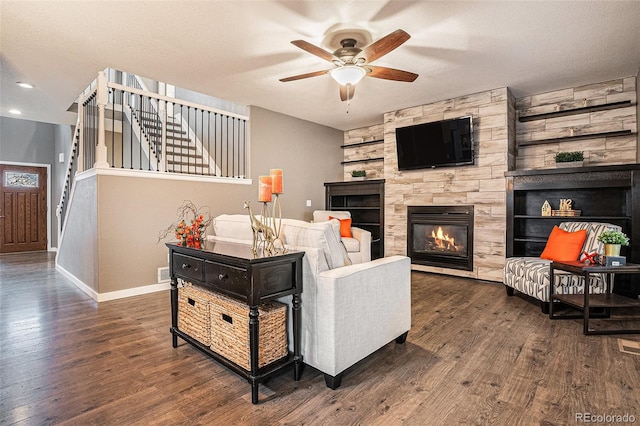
[407,205,474,271]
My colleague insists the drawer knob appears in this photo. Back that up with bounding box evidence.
[182,263,190,270]
[218,273,228,281]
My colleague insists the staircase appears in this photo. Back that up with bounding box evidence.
[56,69,249,240]
[136,113,209,174]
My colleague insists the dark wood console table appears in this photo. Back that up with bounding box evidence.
[549,260,640,335]
[166,240,304,403]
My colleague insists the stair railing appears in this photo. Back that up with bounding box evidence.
[55,117,81,241]
[105,81,248,177]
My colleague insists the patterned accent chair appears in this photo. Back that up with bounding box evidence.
[504,222,621,313]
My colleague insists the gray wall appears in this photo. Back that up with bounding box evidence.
[249,106,343,220]
[0,116,72,248]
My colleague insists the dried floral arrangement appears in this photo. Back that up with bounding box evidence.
[157,201,213,248]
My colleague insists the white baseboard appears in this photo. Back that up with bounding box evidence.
[97,282,170,302]
[56,263,99,301]
[56,263,170,302]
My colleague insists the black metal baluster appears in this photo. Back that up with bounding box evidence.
[232,117,235,178]
[225,116,229,178]
[130,91,133,169]
[214,113,218,176]
[206,111,211,176]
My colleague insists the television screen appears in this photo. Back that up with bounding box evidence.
[395,116,473,170]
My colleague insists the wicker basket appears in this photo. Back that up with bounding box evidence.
[209,292,288,370]
[178,283,217,346]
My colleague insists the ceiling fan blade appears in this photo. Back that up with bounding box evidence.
[356,29,410,63]
[366,65,418,82]
[339,84,356,102]
[279,69,332,82]
[291,40,341,63]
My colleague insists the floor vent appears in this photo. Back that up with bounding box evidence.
[158,266,170,283]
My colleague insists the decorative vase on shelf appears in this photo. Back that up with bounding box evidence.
[604,244,621,256]
[555,160,583,168]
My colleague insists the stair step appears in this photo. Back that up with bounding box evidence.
[168,157,205,166]
[167,165,212,174]
[165,142,196,150]
[147,128,187,137]
[165,147,199,156]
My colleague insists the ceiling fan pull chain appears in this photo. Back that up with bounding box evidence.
[346,84,351,114]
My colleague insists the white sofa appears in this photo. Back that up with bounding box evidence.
[210,214,411,389]
[312,210,371,264]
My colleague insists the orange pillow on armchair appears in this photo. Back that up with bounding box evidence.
[540,226,587,262]
[329,216,353,238]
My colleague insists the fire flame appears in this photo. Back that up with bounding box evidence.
[431,226,458,251]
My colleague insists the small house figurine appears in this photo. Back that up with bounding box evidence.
[541,200,551,217]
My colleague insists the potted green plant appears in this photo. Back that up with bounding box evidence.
[555,151,584,168]
[351,170,367,180]
[597,229,629,256]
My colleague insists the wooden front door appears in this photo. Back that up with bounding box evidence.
[0,164,48,253]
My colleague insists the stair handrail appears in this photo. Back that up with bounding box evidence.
[107,81,249,176]
[106,82,249,121]
[56,116,81,240]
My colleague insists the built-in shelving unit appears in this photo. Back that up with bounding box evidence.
[518,100,634,122]
[516,100,636,148]
[340,157,384,165]
[340,139,384,148]
[505,164,640,298]
[518,130,633,147]
[324,179,385,259]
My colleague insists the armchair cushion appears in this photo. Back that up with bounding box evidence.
[539,226,587,262]
[313,210,371,264]
[329,216,353,238]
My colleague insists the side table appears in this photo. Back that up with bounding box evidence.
[167,240,304,403]
[549,260,640,335]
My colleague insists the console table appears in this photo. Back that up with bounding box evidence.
[166,240,304,403]
[549,260,640,335]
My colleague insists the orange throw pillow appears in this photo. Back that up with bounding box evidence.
[329,216,352,238]
[540,226,587,262]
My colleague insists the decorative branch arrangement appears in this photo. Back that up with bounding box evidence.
[158,201,213,248]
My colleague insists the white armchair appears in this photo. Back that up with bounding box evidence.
[312,210,371,264]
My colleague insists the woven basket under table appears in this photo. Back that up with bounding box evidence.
[178,283,217,346]
[209,292,288,370]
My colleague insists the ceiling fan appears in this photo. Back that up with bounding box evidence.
[280,29,418,102]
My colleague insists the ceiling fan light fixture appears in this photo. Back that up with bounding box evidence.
[330,66,366,86]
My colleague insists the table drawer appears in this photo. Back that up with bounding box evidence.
[173,253,204,282]
[205,260,248,295]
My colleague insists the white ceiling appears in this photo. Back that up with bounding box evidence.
[1,1,639,131]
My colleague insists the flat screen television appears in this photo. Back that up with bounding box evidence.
[395,116,474,170]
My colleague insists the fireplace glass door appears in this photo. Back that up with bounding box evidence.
[407,206,474,271]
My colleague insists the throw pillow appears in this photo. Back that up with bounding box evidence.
[540,226,587,262]
[329,216,353,238]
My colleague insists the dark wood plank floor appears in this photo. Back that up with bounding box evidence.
[1,252,639,425]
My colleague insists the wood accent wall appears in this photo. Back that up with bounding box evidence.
[516,77,637,169]
[381,88,515,282]
[343,76,637,283]
[342,124,384,181]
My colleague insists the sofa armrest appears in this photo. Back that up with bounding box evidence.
[350,226,371,261]
[314,255,411,375]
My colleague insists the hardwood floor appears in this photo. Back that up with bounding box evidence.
[1,252,639,425]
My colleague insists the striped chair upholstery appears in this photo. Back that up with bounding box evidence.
[504,222,621,304]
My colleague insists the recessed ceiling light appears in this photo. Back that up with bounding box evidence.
[16,81,34,89]
[9,109,22,115]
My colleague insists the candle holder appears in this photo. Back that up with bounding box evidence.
[271,194,286,253]
[244,168,287,257]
